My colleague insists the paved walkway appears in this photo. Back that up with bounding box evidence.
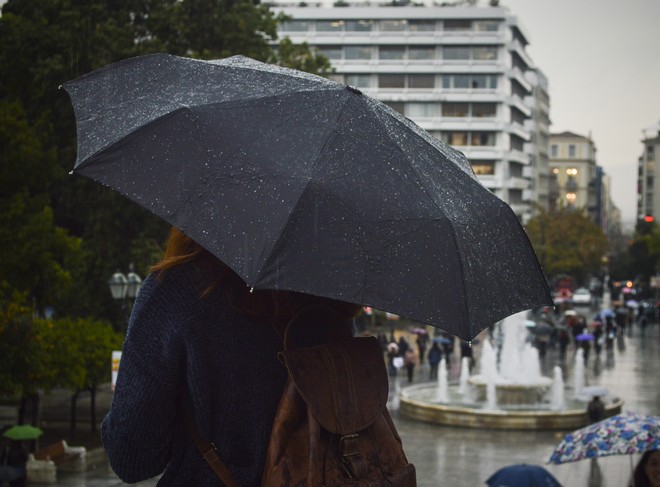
[29,304,660,486]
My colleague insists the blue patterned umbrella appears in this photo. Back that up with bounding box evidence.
[548,412,660,464]
[486,464,562,487]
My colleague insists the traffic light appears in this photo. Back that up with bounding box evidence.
[644,215,655,223]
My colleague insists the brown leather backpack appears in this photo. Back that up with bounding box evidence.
[187,306,416,486]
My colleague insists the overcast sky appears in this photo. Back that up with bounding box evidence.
[501,0,660,229]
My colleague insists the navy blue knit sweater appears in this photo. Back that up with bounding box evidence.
[102,262,287,486]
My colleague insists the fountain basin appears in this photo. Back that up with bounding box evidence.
[468,376,554,406]
[399,383,623,430]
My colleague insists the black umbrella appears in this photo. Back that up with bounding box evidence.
[63,53,551,340]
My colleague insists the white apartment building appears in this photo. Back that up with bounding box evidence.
[638,121,660,220]
[271,1,550,221]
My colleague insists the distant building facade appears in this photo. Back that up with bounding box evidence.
[638,122,660,220]
[272,2,550,222]
[548,131,602,224]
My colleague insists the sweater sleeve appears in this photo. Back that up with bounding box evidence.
[101,272,188,483]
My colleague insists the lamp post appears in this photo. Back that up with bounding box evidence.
[108,263,142,329]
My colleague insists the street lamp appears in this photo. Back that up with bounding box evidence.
[108,264,142,327]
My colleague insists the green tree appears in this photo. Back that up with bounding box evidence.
[270,37,333,75]
[0,0,329,328]
[525,208,609,285]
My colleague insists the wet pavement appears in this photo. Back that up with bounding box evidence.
[33,298,660,486]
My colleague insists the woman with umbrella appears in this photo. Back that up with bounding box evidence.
[102,228,361,485]
[631,450,660,487]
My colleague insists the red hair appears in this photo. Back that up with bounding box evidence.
[151,227,361,328]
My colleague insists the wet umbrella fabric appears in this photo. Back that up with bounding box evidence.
[485,463,562,487]
[548,412,660,464]
[63,53,552,340]
[576,333,595,341]
[2,424,43,440]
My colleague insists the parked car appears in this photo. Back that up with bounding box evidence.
[572,287,592,305]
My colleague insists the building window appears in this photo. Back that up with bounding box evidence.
[443,131,469,146]
[344,45,372,60]
[279,20,311,32]
[510,107,526,125]
[550,144,558,157]
[345,20,373,32]
[316,46,342,59]
[380,19,407,31]
[471,132,496,146]
[442,74,497,89]
[441,131,494,147]
[443,46,471,60]
[473,20,499,32]
[408,19,436,31]
[471,74,497,89]
[471,161,495,175]
[510,135,524,151]
[316,20,344,32]
[406,102,442,118]
[378,74,405,88]
[444,19,471,31]
[648,145,655,160]
[473,45,498,60]
[379,46,406,60]
[442,102,469,117]
[345,74,371,88]
[510,189,523,205]
[408,74,435,89]
[409,46,435,60]
[510,163,523,178]
[472,103,497,118]
[568,144,576,157]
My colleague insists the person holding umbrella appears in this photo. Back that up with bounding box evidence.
[102,228,361,485]
[630,450,660,487]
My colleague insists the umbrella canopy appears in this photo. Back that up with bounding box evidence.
[63,53,552,340]
[486,463,562,487]
[548,412,660,464]
[575,333,595,341]
[3,424,43,440]
[410,327,428,335]
[432,336,453,345]
[577,385,609,399]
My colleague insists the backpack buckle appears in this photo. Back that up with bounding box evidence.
[340,434,367,479]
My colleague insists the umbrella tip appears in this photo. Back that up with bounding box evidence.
[345,85,362,95]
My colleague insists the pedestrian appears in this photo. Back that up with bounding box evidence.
[387,341,400,377]
[101,227,361,485]
[593,325,603,357]
[558,329,570,360]
[403,348,418,383]
[460,340,474,372]
[586,395,605,424]
[629,450,660,487]
[416,334,427,365]
[428,343,442,380]
[397,336,410,357]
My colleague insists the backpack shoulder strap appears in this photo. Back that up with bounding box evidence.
[182,407,243,487]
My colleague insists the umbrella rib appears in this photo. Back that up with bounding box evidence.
[368,104,476,330]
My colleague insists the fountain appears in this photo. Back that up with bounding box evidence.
[398,311,623,430]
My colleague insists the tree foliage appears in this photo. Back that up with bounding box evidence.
[0,0,328,329]
[525,208,609,285]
